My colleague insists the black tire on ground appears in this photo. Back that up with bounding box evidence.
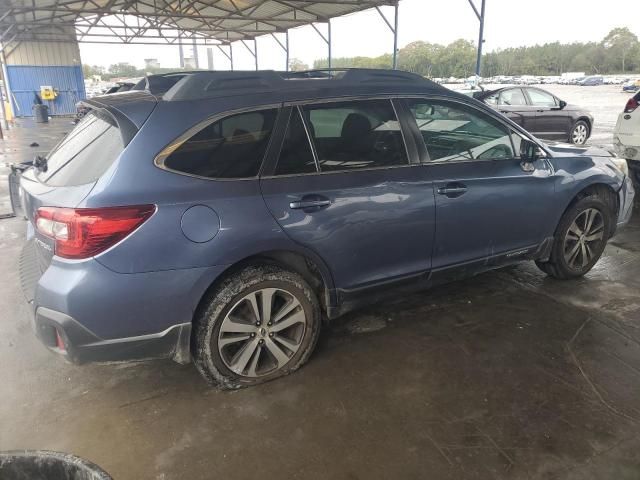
[569,120,590,145]
[192,265,322,389]
[535,195,613,280]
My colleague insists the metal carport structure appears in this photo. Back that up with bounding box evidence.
[0,0,487,121]
[0,1,406,71]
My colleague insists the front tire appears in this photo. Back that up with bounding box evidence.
[570,120,590,145]
[192,265,321,389]
[536,195,612,279]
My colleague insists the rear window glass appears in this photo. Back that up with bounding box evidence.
[163,109,278,179]
[37,110,124,186]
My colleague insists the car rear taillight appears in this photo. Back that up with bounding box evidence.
[35,205,156,259]
[624,97,638,113]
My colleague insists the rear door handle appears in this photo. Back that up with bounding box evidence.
[437,183,467,198]
[289,196,331,210]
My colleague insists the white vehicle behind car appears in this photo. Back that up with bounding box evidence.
[614,91,640,187]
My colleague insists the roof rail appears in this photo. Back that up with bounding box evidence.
[163,71,287,101]
[283,68,426,84]
[162,68,436,101]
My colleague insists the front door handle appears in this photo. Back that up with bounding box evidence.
[289,196,331,210]
[437,183,467,198]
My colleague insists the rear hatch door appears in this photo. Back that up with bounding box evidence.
[19,108,129,286]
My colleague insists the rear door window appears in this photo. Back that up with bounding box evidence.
[163,109,278,179]
[38,110,124,186]
[498,89,527,106]
[301,99,408,172]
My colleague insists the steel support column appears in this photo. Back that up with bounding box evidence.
[192,37,199,69]
[467,0,486,79]
[327,20,332,70]
[216,44,233,71]
[393,2,399,69]
[207,47,213,70]
[311,22,331,70]
[241,39,258,71]
[375,3,400,70]
[271,32,289,71]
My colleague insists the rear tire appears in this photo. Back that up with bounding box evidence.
[192,265,321,389]
[570,120,590,145]
[536,195,612,279]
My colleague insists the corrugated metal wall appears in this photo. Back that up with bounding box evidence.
[4,37,85,116]
[5,41,81,66]
[6,65,86,116]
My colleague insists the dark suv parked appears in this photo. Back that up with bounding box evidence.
[15,69,634,388]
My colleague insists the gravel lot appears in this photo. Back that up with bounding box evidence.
[450,83,634,149]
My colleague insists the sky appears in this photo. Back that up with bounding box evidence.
[79,0,640,72]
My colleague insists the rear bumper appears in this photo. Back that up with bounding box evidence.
[19,238,228,364]
[34,307,191,364]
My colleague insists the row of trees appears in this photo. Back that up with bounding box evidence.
[82,62,181,79]
[83,27,639,80]
[314,27,640,78]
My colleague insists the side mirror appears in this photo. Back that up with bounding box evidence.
[558,100,567,109]
[520,139,544,171]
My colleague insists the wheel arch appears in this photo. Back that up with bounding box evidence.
[557,182,619,237]
[192,249,336,327]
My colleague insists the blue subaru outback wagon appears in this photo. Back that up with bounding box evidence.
[14,69,634,388]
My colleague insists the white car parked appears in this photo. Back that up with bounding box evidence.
[614,91,640,187]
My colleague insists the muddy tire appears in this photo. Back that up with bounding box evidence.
[535,195,612,279]
[192,265,321,389]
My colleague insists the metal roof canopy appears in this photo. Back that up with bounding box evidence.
[0,1,404,70]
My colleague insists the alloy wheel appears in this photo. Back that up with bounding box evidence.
[217,287,307,377]
[572,124,588,145]
[563,208,605,270]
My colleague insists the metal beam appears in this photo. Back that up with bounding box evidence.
[375,3,399,70]
[328,19,331,70]
[468,0,486,78]
[393,2,398,69]
[311,21,331,69]
[240,38,258,71]
[8,6,314,24]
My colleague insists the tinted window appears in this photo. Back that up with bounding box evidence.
[499,89,527,106]
[526,89,556,107]
[484,93,499,105]
[407,99,516,162]
[38,110,124,186]
[164,109,277,178]
[303,100,408,172]
[275,108,317,176]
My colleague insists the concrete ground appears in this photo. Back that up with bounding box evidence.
[1,115,640,480]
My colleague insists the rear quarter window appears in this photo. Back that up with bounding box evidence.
[37,110,124,186]
[161,109,278,179]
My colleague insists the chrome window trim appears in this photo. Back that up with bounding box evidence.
[296,105,321,173]
[155,95,552,182]
[153,103,282,182]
